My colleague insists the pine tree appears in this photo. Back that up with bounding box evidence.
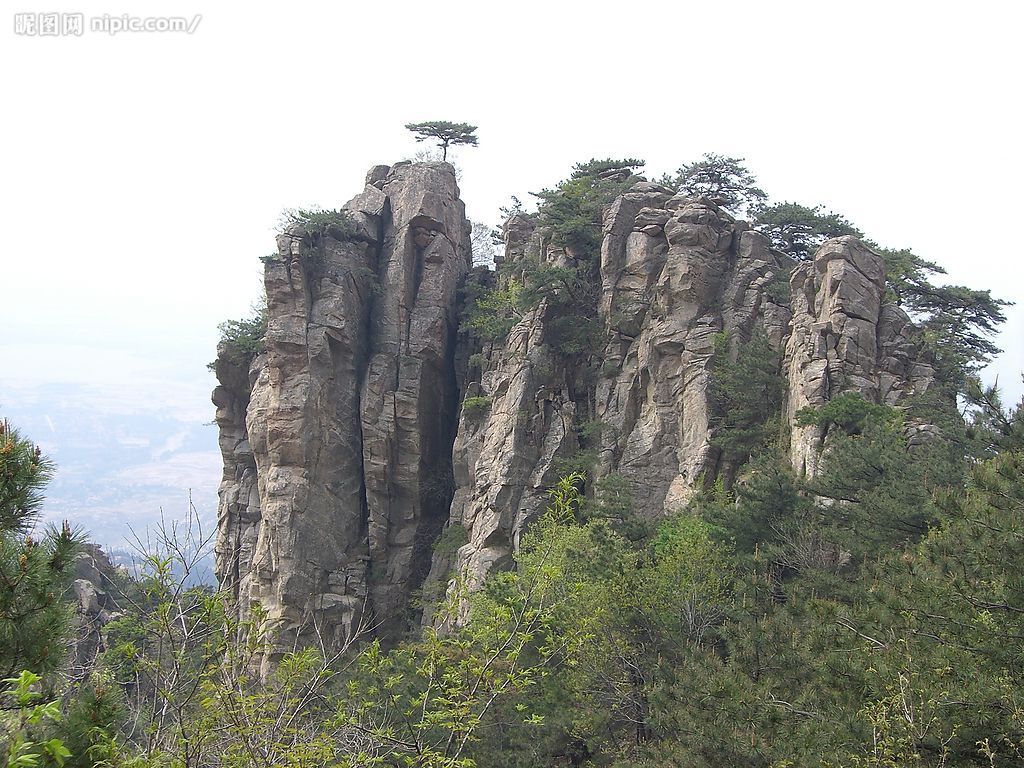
[404,121,479,161]
[664,153,768,215]
[879,247,1011,390]
[755,201,863,260]
[0,419,81,678]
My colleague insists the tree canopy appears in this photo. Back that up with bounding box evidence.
[754,201,864,260]
[0,419,81,679]
[874,246,1012,387]
[6,375,1024,766]
[663,153,768,215]
[404,120,479,161]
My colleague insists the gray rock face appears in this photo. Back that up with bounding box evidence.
[447,204,932,590]
[596,199,790,512]
[213,163,470,654]
[449,300,576,590]
[214,165,934,647]
[68,545,120,676]
[212,342,259,616]
[783,237,934,477]
[448,195,795,589]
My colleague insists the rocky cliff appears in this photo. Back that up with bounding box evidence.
[213,162,934,651]
[214,162,470,656]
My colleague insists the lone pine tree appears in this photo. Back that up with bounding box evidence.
[405,120,479,161]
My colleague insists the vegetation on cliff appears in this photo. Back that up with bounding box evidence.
[467,154,1008,401]
[6,384,1023,766]
[4,154,1021,768]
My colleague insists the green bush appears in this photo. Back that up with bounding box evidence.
[535,158,644,255]
[278,207,358,240]
[462,396,493,417]
[1,670,71,767]
[465,159,643,350]
[582,472,651,541]
[764,265,793,304]
[795,391,893,435]
[577,419,610,443]
[213,304,267,365]
[0,421,82,679]
[553,450,598,479]
[466,283,522,341]
[274,208,363,279]
[707,331,784,466]
[432,524,469,557]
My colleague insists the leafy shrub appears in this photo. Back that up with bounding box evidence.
[54,672,123,768]
[534,158,643,259]
[763,265,793,304]
[553,450,598,479]
[278,207,358,240]
[583,472,651,541]
[464,159,643,354]
[0,670,71,767]
[544,314,602,356]
[577,419,608,442]
[432,524,469,557]
[462,396,492,417]
[214,303,267,364]
[466,282,522,341]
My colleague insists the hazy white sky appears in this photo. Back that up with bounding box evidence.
[1,1,1022,537]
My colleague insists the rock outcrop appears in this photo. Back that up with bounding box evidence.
[214,162,470,656]
[449,187,793,587]
[783,236,935,476]
[68,544,120,677]
[213,163,935,650]
[446,189,933,590]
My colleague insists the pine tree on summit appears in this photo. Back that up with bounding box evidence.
[405,121,478,161]
[665,153,768,215]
